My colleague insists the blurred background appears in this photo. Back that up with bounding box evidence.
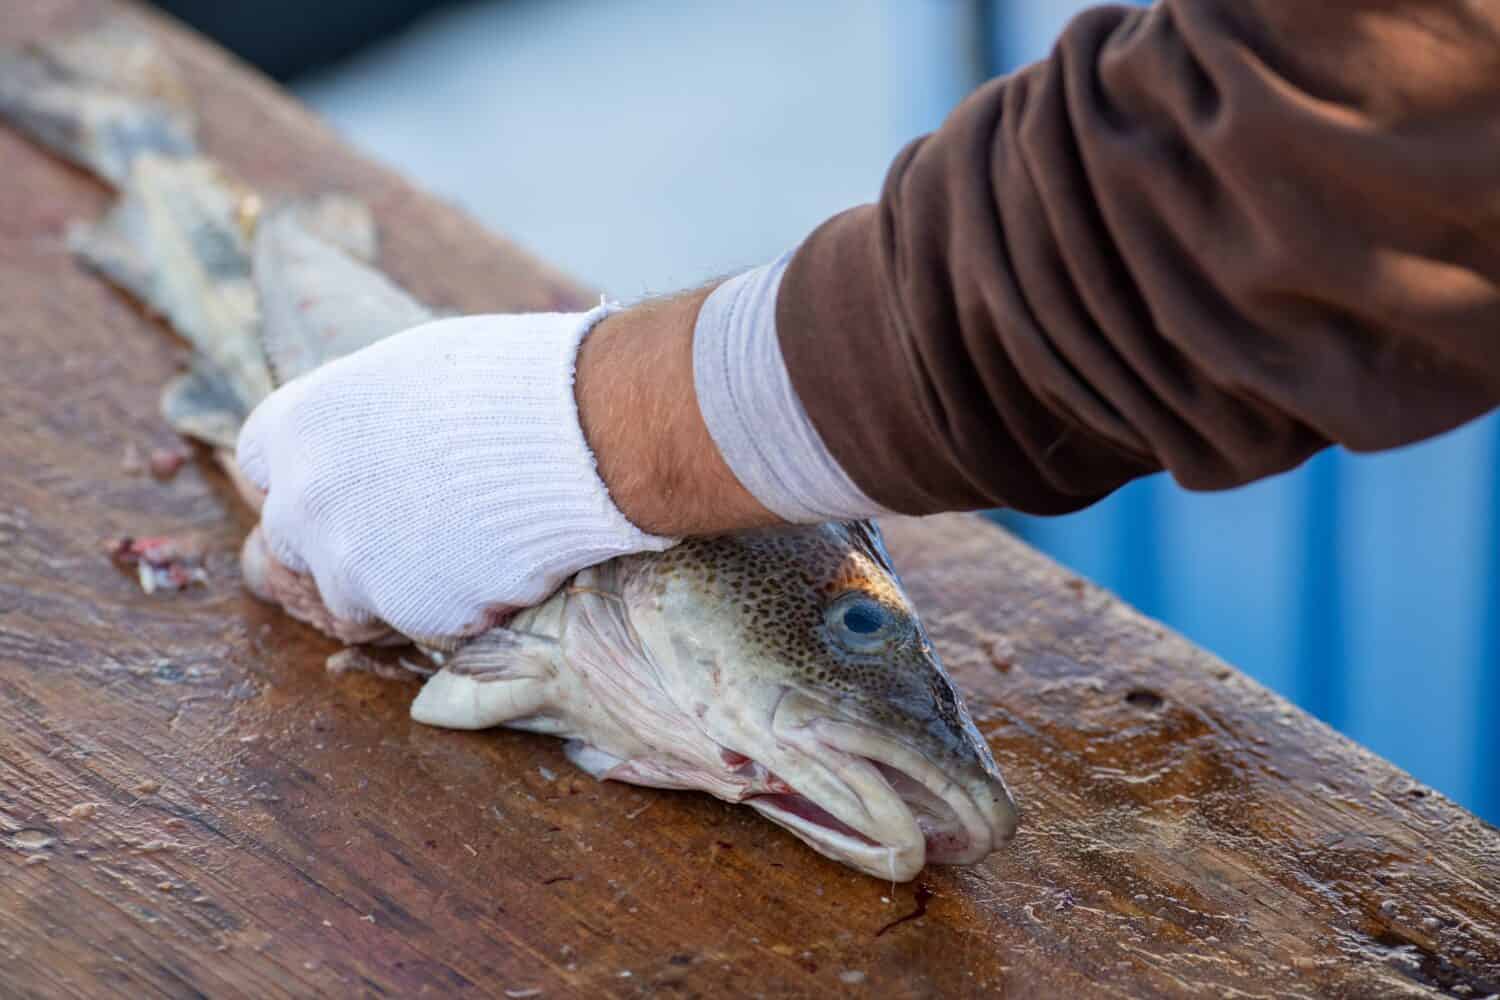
[153,0,1499,823]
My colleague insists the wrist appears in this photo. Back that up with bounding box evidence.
[576,290,778,536]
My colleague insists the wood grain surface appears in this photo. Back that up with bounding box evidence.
[2,2,1497,997]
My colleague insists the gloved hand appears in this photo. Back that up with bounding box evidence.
[234,304,676,643]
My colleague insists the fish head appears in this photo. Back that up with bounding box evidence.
[625,520,1018,881]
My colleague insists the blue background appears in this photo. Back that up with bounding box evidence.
[283,1,1498,822]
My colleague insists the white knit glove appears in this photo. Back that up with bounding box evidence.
[234,305,675,642]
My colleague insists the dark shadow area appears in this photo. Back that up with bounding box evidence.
[148,0,462,80]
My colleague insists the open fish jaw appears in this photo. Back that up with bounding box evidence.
[2,21,1020,882]
[629,524,1019,877]
[413,525,1019,880]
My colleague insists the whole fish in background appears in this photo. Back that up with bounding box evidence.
[0,21,1018,880]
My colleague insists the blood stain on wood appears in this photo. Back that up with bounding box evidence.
[875,883,935,937]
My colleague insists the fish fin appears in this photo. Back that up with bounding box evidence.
[252,202,433,386]
[409,628,558,731]
[27,19,193,117]
[67,215,154,300]
[160,367,244,449]
[71,154,274,413]
[283,194,379,262]
[841,519,898,573]
[563,741,626,780]
[0,20,196,185]
[73,207,250,450]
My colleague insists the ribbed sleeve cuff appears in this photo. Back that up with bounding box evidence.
[693,254,893,523]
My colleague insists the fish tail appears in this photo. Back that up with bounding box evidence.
[0,18,197,186]
[0,20,266,447]
[3,21,436,454]
[68,152,272,443]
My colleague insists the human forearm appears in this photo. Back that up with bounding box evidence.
[578,255,898,537]
[235,0,1500,646]
[777,0,1500,516]
[576,285,778,537]
[234,275,874,644]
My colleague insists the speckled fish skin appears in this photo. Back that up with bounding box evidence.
[0,21,1019,882]
[414,523,1018,880]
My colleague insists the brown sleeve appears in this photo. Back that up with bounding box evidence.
[776,0,1500,516]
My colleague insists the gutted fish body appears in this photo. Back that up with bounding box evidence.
[0,21,1018,880]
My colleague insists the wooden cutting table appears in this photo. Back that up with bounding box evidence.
[3,2,1498,997]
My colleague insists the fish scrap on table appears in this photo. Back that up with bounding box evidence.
[105,535,207,594]
[0,19,1018,881]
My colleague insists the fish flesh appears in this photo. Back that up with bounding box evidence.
[0,21,1018,880]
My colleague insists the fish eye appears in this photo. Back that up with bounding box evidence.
[843,604,885,634]
[825,592,903,654]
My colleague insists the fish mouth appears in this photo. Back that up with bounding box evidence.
[736,697,1018,881]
